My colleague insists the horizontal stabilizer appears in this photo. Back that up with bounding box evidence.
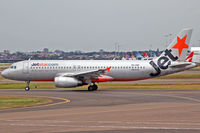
[169,62,191,68]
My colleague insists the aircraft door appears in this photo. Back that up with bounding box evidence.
[77,65,81,71]
[23,62,29,74]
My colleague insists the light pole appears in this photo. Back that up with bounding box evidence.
[164,33,173,47]
[114,42,118,58]
[168,33,172,43]
[198,40,200,47]
[164,34,168,48]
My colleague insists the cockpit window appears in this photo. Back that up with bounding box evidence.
[10,66,17,69]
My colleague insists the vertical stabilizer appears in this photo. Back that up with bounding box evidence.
[158,28,193,61]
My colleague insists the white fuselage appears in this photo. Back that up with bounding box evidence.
[1,60,196,82]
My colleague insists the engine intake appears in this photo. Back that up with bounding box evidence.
[55,77,83,88]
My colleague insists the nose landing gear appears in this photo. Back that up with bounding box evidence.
[88,83,98,91]
[25,81,30,91]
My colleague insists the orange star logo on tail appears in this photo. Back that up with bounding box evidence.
[172,35,188,57]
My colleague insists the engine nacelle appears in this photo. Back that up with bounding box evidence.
[55,77,83,88]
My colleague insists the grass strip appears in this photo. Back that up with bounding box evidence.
[0,82,200,90]
[0,83,55,89]
[0,75,4,79]
[157,74,200,79]
[97,83,200,89]
[0,63,12,66]
[0,95,50,109]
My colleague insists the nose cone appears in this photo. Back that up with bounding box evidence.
[1,69,8,78]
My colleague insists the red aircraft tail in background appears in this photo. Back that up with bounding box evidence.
[185,51,194,62]
[144,52,148,57]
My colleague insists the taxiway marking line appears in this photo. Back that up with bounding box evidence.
[0,91,200,121]
[5,119,200,126]
[6,123,200,130]
[0,103,198,121]
[34,95,70,108]
[106,91,200,103]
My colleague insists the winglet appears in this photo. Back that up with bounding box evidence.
[105,66,111,72]
[185,51,194,62]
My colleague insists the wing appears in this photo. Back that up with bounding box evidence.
[57,67,111,81]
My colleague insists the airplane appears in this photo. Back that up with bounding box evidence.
[185,51,194,62]
[143,52,148,58]
[134,51,143,60]
[1,28,198,91]
[143,52,153,60]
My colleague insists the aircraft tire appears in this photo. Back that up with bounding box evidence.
[25,87,30,91]
[88,85,94,91]
[93,84,98,91]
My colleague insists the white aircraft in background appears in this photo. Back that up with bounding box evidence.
[1,28,198,91]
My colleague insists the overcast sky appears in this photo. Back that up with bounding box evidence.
[0,0,200,52]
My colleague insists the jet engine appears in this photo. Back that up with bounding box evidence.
[55,77,84,88]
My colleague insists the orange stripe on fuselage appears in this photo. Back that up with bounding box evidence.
[33,78,147,82]
[91,78,147,82]
[33,79,54,82]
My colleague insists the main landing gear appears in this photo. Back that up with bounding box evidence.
[25,81,30,91]
[88,83,98,91]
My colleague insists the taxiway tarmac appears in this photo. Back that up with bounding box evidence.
[0,89,200,133]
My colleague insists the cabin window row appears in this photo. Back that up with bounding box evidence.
[30,66,145,69]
